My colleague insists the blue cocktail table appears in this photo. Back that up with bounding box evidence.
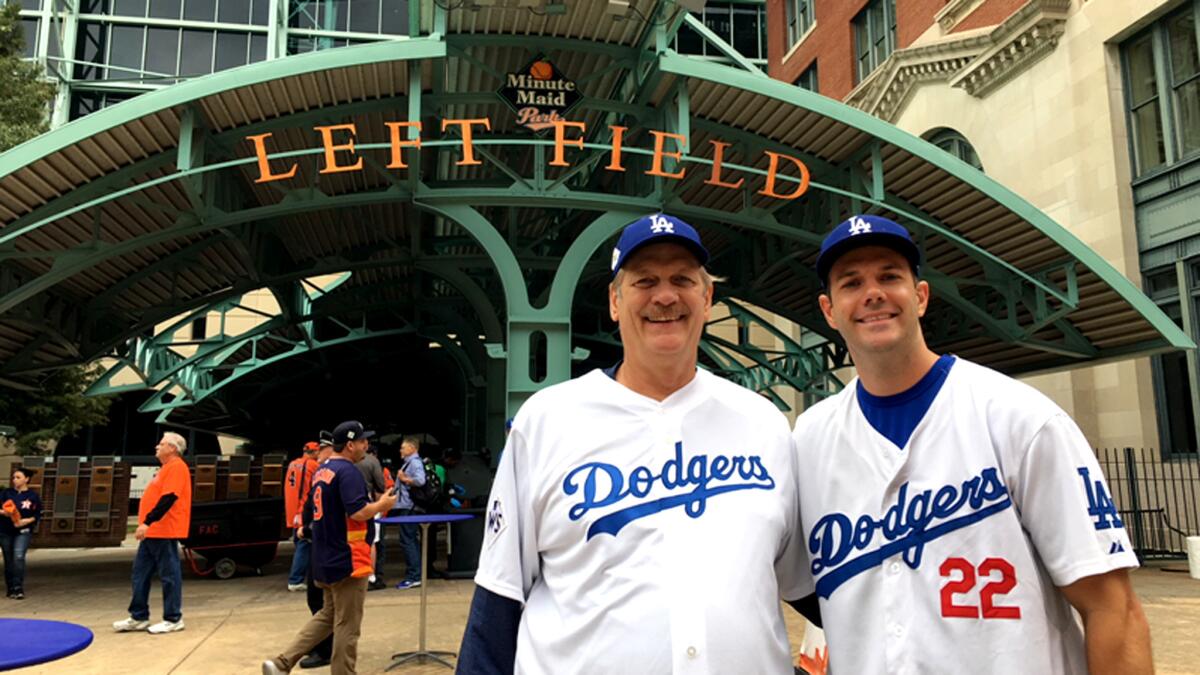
[0,618,93,671]
[379,513,475,669]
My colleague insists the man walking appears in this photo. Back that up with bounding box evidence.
[457,214,809,672]
[355,443,387,590]
[113,432,192,635]
[393,436,426,590]
[791,215,1151,673]
[262,421,396,675]
[285,441,320,592]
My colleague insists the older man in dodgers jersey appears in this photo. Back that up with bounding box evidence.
[457,213,814,674]
[791,215,1152,674]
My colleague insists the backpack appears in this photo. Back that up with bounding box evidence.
[408,456,443,511]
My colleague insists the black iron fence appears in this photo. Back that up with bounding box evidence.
[1096,448,1200,559]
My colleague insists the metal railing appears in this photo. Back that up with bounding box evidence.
[1096,447,1200,559]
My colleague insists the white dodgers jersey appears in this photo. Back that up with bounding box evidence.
[476,369,809,675]
[792,358,1136,675]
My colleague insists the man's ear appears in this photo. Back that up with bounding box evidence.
[818,293,838,331]
[916,279,930,317]
[609,283,620,322]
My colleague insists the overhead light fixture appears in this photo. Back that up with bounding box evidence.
[606,0,633,17]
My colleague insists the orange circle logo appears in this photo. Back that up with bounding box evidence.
[530,61,554,80]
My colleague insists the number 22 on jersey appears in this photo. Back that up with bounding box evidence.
[939,557,1021,620]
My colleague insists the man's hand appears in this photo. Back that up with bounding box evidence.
[292,514,302,528]
[135,523,149,541]
[377,490,398,513]
[397,471,414,485]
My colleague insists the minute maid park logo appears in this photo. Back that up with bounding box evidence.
[562,442,774,539]
[498,56,582,132]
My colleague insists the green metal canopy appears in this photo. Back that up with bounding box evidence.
[0,1,1189,448]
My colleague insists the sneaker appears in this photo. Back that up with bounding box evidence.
[367,579,387,591]
[286,583,306,592]
[395,579,421,590]
[299,653,330,669]
[113,617,150,632]
[262,659,285,675]
[148,620,185,634]
[12,591,23,600]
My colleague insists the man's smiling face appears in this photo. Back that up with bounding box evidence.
[819,245,929,358]
[609,242,713,365]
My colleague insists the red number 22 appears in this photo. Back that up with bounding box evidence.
[939,557,1021,620]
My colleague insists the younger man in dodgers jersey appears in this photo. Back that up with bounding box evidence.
[792,215,1151,674]
[458,214,811,674]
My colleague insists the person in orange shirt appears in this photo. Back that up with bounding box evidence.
[285,441,321,591]
[113,432,193,635]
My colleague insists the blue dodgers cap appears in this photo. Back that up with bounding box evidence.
[332,420,376,445]
[611,213,709,277]
[815,215,921,286]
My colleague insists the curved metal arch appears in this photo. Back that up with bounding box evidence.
[655,53,1190,351]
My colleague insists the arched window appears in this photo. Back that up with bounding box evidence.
[924,128,983,171]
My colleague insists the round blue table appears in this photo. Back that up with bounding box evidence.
[378,513,475,670]
[0,618,93,671]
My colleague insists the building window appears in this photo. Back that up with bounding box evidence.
[925,128,983,171]
[287,0,409,36]
[1122,3,1200,176]
[190,317,207,340]
[1145,266,1199,456]
[854,0,896,83]
[795,61,817,92]
[785,0,813,48]
[673,1,767,63]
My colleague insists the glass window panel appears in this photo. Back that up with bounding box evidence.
[19,0,41,9]
[676,22,702,55]
[111,0,145,17]
[144,27,179,80]
[1132,101,1166,173]
[1146,269,1179,298]
[214,31,248,71]
[74,21,106,80]
[149,0,181,19]
[319,0,348,31]
[703,4,731,57]
[70,91,99,119]
[1157,348,1197,452]
[349,0,379,33]
[107,24,143,79]
[1168,10,1198,82]
[47,20,61,59]
[78,0,108,13]
[1176,78,1200,156]
[249,33,267,61]
[179,29,213,77]
[1126,33,1158,106]
[218,0,251,24]
[251,0,269,25]
[184,0,216,22]
[381,1,407,35]
[286,35,313,54]
[289,3,316,29]
[19,18,37,58]
[732,6,758,58]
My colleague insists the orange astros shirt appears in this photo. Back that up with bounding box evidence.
[138,455,193,539]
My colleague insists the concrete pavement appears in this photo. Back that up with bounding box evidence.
[2,538,1198,674]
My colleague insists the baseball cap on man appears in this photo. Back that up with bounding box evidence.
[332,420,375,445]
[611,213,709,277]
[318,430,334,447]
[815,215,921,286]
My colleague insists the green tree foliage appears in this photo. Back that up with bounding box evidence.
[0,6,110,454]
[0,364,113,455]
[0,3,55,152]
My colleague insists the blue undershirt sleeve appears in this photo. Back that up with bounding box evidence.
[456,586,522,675]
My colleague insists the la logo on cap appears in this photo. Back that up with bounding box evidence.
[649,214,674,234]
[849,216,872,235]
